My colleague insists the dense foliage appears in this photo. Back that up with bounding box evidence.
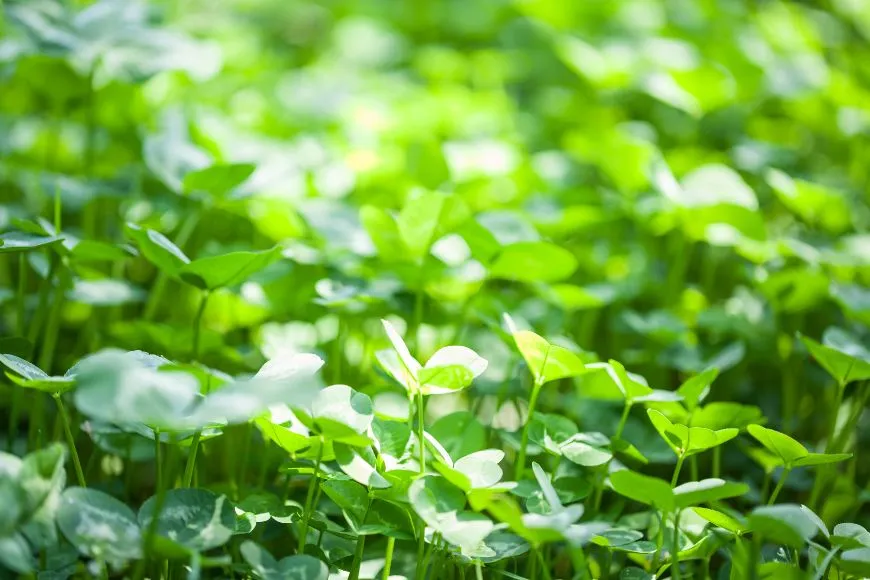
[3,0,870,578]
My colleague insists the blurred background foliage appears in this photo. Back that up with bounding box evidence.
[3,0,870,525]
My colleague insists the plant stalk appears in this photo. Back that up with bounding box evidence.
[382,536,396,580]
[133,429,167,580]
[671,455,685,487]
[298,438,324,552]
[192,291,210,361]
[181,431,202,488]
[516,377,544,480]
[767,468,790,505]
[349,532,367,580]
[53,394,86,487]
[143,213,200,320]
[672,509,682,580]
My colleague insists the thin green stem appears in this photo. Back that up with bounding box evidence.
[570,547,590,580]
[712,446,721,479]
[590,402,632,515]
[653,510,665,569]
[155,431,163,496]
[615,402,632,439]
[415,520,427,580]
[760,472,771,504]
[349,531,367,580]
[671,456,685,487]
[8,259,24,446]
[415,388,428,580]
[53,183,62,233]
[238,423,253,491]
[748,535,761,580]
[298,438,324,552]
[767,468,791,505]
[133,429,166,580]
[17,254,26,335]
[37,264,69,373]
[143,213,200,320]
[27,256,57,349]
[192,291,210,361]
[382,536,396,580]
[413,268,425,350]
[181,431,202,488]
[537,549,552,580]
[672,509,682,580]
[177,291,210,490]
[475,561,484,580]
[54,394,85,487]
[516,378,544,480]
[6,390,19,453]
[528,547,538,580]
[417,390,426,473]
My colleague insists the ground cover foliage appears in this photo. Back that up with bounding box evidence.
[2,0,870,578]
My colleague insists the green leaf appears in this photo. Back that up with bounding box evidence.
[609,470,674,511]
[791,452,852,467]
[359,500,414,538]
[800,330,870,387]
[360,206,405,263]
[0,353,48,381]
[591,529,643,548]
[409,476,467,522]
[618,568,654,580]
[429,412,485,461]
[419,345,488,395]
[586,360,675,404]
[765,169,852,234]
[675,164,758,210]
[647,409,736,457]
[67,279,146,306]
[417,365,474,394]
[18,443,67,548]
[57,487,142,563]
[692,507,747,534]
[72,349,200,430]
[321,476,370,530]
[179,246,281,290]
[397,191,470,261]
[70,239,134,263]
[748,504,821,548]
[677,368,718,412]
[0,353,76,395]
[673,479,749,508]
[832,523,870,549]
[241,541,328,580]
[747,425,807,467]
[139,489,235,552]
[0,231,63,253]
[298,384,374,440]
[490,241,578,283]
[559,434,612,467]
[0,534,34,574]
[372,418,412,459]
[125,224,190,275]
[379,319,422,389]
[407,140,450,189]
[453,450,507,490]
[182,163,255,198]
[506,317,585,385]
[840,548,870,577]
[333,443,390,489]
[690,402,764,431]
